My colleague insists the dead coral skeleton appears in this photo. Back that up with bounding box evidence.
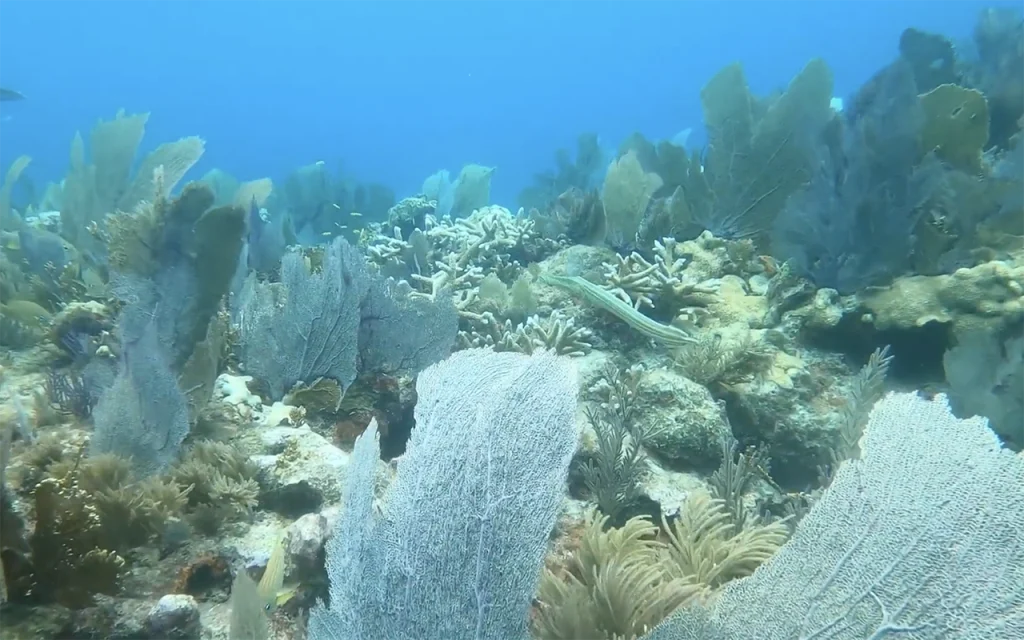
[366,205,554,282]
[458,310,593,357]
[603,238,718,318]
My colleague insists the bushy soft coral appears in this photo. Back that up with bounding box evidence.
[7,471,125,609]
[171,440,261,536]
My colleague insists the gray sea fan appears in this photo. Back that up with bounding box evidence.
[309,349,579,640]
[358,277,458,376]
[643,392,1024,639]
[90,321,190,477]
[239,237,369,400]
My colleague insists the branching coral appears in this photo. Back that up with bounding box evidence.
[364,206,575,365]
[458,310,594,357]
[366,204,561,288]
[603,238,718,321]
[674,330,774,390]
[409,252,485,307]
[428,204,557,275]
[363,224,431,277]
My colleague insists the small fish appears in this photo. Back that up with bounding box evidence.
[1,299,52,329]
[321,232,332,237]
[758,254,779,276]
[0,88,25,102]
[257,535,287,613]
[314,160,325,166]
[273,584,299,608]
[331,203,341,210]
[10,393,34,443]
[349,211,362,217]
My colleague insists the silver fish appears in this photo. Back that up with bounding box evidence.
[0,88,25,102]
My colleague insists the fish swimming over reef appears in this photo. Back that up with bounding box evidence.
[257,535,288,612]
[260,532,299,610]
[0,88,25,102]
[228,534,296,639]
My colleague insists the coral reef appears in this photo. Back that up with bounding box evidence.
[0,8,1021,639]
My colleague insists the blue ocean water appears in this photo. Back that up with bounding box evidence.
[0,0,1015,207]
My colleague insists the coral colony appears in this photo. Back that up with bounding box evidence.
[0,10,1022,640]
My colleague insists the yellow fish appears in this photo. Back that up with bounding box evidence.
[257,535,287,613]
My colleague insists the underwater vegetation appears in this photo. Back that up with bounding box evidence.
[0,7,1021,640]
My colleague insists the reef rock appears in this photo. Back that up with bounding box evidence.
[675,230,756,281]
[255,425,350,517]
[535,244,617,308]
[634,367,731,471]
[285,510,334,584]
[215,373,262,420]
[145,594,201,639]
[642,463,707,518]
[706,275,770,328]
[788,258,1024,343]
[860,259,1024,339]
